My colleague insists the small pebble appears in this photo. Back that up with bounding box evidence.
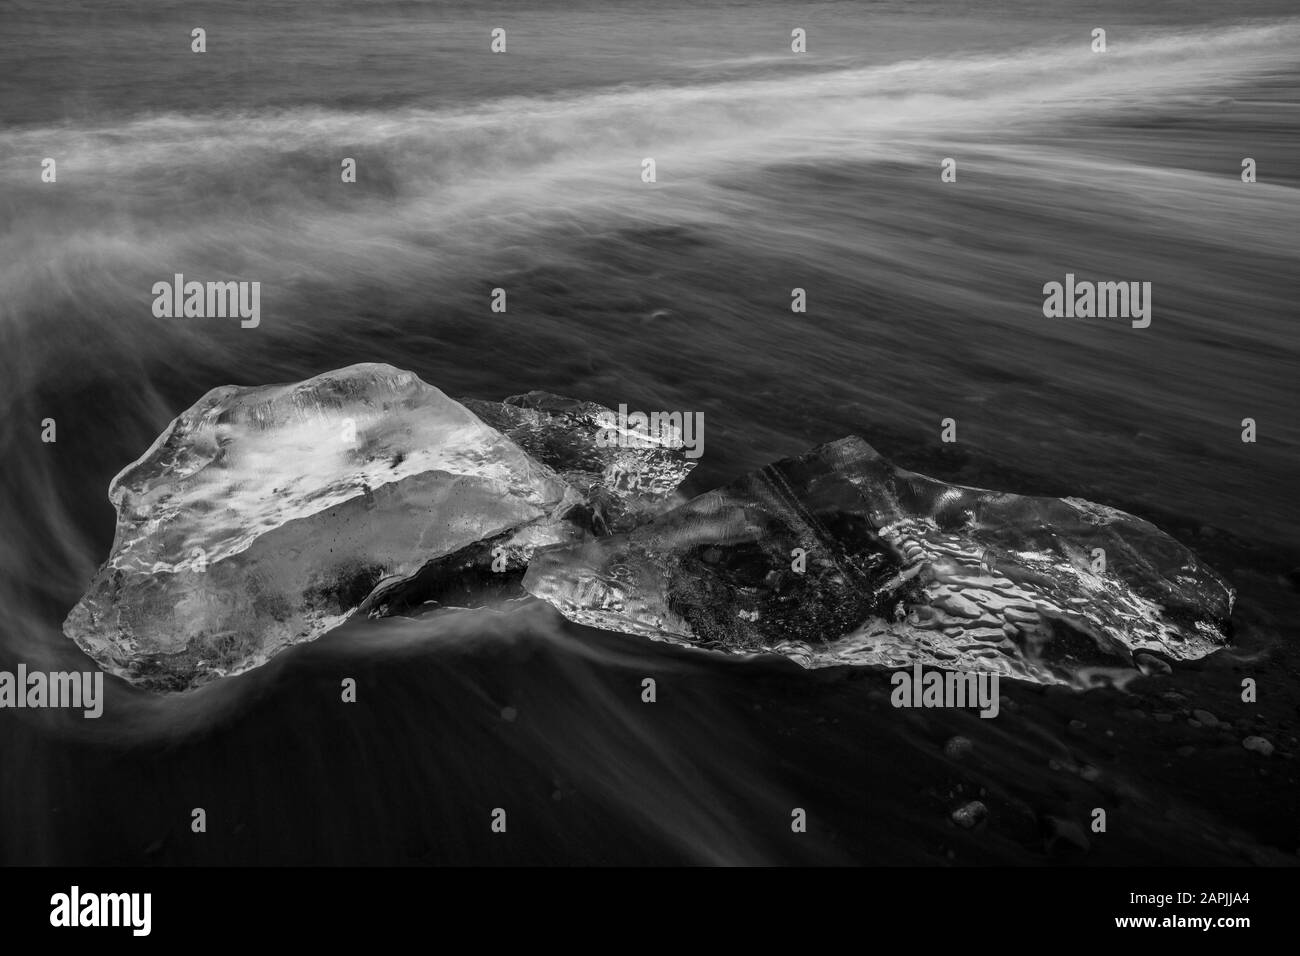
[1176,745,1196,757]
[1243,736,1275,756]
[951,800,988,829]
[500,706,518,722]
[1193,709,1219,727]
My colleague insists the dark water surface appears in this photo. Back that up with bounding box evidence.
[1,0,1298,864]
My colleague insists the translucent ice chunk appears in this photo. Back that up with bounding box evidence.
[523,437,1235,685]
[64,363,577,690]
[461,391,695,534]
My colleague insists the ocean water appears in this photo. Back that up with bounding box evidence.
[1,0,1298,864]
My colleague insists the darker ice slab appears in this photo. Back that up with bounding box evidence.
[523,436,1235,685]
